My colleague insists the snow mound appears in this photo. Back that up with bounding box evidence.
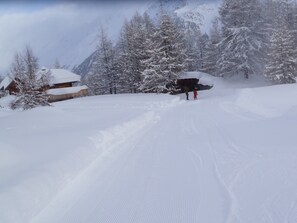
[236,84,297,118]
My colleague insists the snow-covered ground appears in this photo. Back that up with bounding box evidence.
[1,79,297,223]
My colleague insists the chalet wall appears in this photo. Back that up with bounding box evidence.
[7,82,18,95]
[48,88,88,102]
[50,83,73,89]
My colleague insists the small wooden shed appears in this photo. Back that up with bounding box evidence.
[176,71,214,93]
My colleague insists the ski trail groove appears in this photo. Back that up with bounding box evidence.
[30,111,161,223]
[31,98,237,223]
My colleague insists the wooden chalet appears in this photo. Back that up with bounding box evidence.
[0,68,88,102]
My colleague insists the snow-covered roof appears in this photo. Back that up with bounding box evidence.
[0,75,13,90]
[177,71,214,86]
[1,68,81,90]
[50,69,81,85]
[39,68,81,85]
[46,85,88,96]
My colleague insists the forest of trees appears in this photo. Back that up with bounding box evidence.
[4,0,297,106]
[82,0,297,95]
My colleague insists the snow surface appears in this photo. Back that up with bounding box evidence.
[1,79,297,223]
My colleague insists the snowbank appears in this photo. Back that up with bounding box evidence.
[236,84,297,118]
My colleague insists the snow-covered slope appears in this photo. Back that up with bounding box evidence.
[1,81,297,223]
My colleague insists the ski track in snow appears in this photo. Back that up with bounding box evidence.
[31,98,235,223]
[1,84,297,223]
[31,98,233,223]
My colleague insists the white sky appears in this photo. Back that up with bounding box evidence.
[0,1,150,75]
[0,0,221,76]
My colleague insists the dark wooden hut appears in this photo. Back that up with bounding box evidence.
[176,72,213,93]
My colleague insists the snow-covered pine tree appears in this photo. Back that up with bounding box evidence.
[115,12,156,93]
[218,0,265,79]
[181,20,202,71]
[99,28,117,94]
[86,27,116,95]
[140,13,187,93]
[283,1,297,78]
[139,29,161,93]
[198,33,211,72]
[201,17,222,76]
[264,1,296,84]
[10,46,50,110]
[113,27,131,94]
[123,12,148,93]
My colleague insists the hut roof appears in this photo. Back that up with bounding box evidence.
[38,68,81,85]
[177,71,214,86]
[0,75,13,90]
[0,68,81,90]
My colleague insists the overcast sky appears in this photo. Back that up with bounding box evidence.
[0,1,151,75]
[0,0,220,76]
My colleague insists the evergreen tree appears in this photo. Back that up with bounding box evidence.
[86,28,116,95]
[218,0,265,79]
[198,33,210,72]
[264,1,296,84]
[115,13,149,93]
[283,1,297,77]
[202,18,222,75]
[140,13,187,93]
[182,21,202,71]
[115,12,156,93]
[113,28,131,94]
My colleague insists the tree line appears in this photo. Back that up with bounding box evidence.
[3,0,297,110]
[84,0,297,96]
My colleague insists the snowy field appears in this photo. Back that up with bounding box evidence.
[1,79,297,223]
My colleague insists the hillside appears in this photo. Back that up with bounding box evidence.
[1,80,297,222]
